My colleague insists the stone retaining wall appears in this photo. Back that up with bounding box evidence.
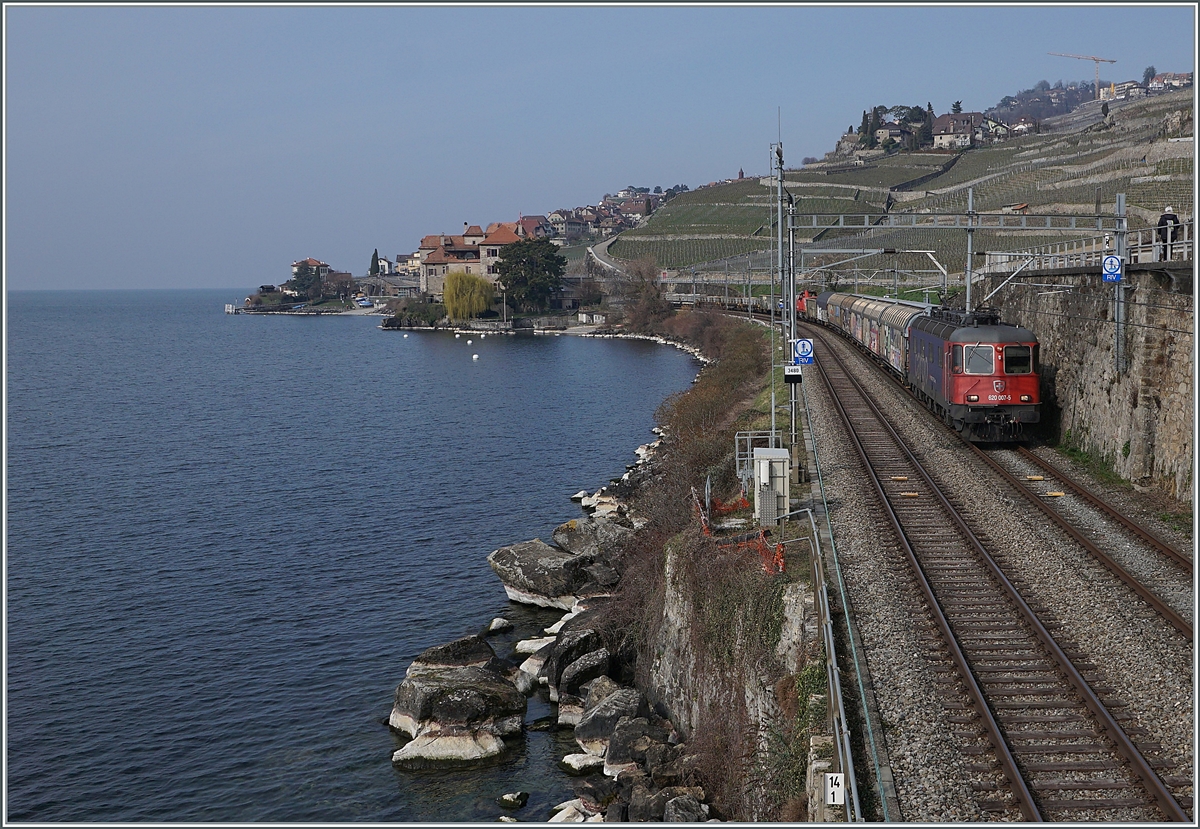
[979,269,1193,502]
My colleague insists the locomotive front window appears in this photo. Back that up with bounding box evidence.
[964,345,993,374]
[952,345,963,373]
[1004,345,1032,374]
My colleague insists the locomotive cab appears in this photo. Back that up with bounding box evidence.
[943,308,1039,441]
[911,307,1041,442]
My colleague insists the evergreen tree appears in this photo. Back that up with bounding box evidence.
[369,248,380,277]
[290,263,323,302]
[858,110,869,136]
[1143,65,1157,86]
[952,100,963,114]
[866,108,881,148]
[494,239,567,312]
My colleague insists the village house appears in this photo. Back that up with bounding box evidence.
[983,116,1011,140]
[415,221,524,297]
[932,112,984,149]
[517,215,552,239]
[874,121,912,145]
[292,257,331,279]
[1150,72,1193,92]
[480,224,522,276]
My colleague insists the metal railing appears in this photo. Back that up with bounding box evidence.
[980,220,1193,273]
[798,507,865,822]
[734,430,781,491]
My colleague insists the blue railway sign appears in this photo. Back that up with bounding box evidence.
[792,338,814,365]
[1102,254,1123,283]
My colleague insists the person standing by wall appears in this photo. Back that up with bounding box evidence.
[1157,206,1180,261]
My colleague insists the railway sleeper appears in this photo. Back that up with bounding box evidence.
[1022,760,1122,771]
[976,799,1014,812]
[1040,798,1159,810]
[985,687,1089,696]
[1031,779,1133,790]
[1014,744,1112,754]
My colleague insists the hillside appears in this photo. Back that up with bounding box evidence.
[608,89,1192,278]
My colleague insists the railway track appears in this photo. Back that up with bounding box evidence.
[783,313,1193,639]
[971,445,1193,639]
[807,324,1191,821]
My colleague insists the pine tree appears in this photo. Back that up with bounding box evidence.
[952,100,963,114]
[866,108,881,148]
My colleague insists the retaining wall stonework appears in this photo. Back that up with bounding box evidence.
[979,269,1193,503]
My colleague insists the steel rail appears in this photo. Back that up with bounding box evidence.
[812,334,1043,822]
[811,326,1190,822]
[1014,445,1192,571]
[971,445,1193,639]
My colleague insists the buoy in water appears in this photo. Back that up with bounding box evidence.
[455,333,461,338]
[403,333,409,338]
[472,354,479,360]
[467,339,473,345]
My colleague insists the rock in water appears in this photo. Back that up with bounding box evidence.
[486,617,513,634]
[561,753,606,774]
[497,791,530,809]
[541,628,604,691]
[389,663,526,768]
[514,635,557,654]
[408,634,506,673]
[559,648,611,698]
[552,516,632,558]
[391,729,506,767]
[574,688,649,757]
[487,539,600,609]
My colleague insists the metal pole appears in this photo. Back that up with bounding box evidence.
[771,144,783,444]
[788,197,797,453]
[965,187,975,312]
[1115,193,1126,373]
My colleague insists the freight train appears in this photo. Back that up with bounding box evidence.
[802,292,1040,442]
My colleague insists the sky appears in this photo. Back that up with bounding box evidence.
[4,2,1196,291]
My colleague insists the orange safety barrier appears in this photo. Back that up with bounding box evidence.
[717,528,786,575]
[711,492,751,515]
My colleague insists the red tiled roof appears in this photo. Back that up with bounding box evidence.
[464,225,484,236]
[423,246,464,265]
[482,225,521,245]
[293,257,328,267]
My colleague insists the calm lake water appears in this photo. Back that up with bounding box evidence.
[5,290,698,822]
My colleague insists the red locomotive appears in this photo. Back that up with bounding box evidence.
[807,293,1040,442]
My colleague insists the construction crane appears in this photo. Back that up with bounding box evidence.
[1049,52,1117,100]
